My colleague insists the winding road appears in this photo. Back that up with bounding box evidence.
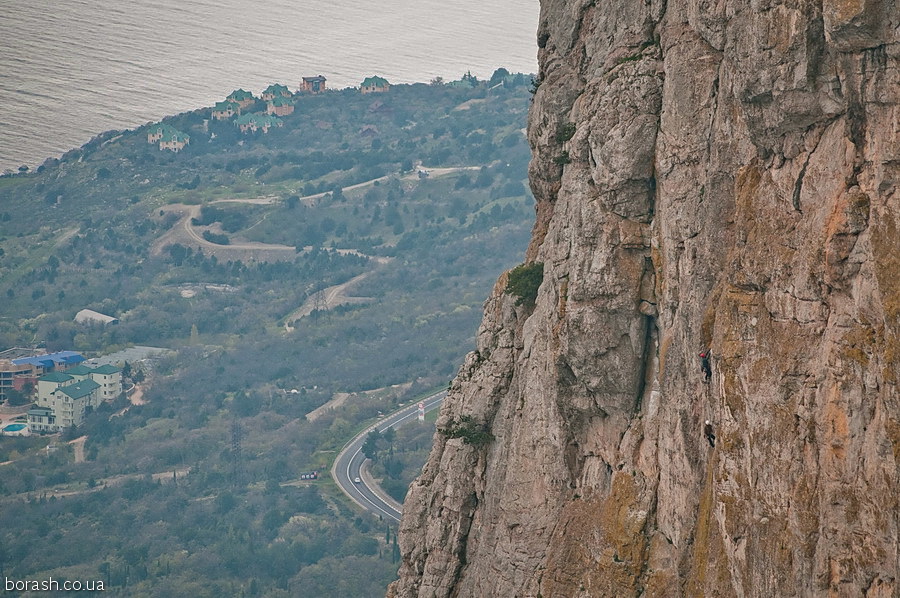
[153,164,483,257]
[332,391,445,523]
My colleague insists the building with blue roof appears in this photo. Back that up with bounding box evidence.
[1,351,85,401]
[12,351,85,372]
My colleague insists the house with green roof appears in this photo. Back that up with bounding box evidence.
[212,100,241,120]
[159,129,190,152]
[227,88,256,108]
[147,123,190,152]
[29,364,122,432]
[90,364,122,400]
[360,76,390,94]
[51,379,101,430]
[36,372,74,403]
[59,379,100,401]
[266,96,295,116]
[234,113,283,134]
[261,83,291,101]
[65,364,94,380]
[147,123,179,144]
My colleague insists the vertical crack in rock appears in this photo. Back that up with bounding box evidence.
[792,151,812,212]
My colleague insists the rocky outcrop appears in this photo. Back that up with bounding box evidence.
[389,1,899,597]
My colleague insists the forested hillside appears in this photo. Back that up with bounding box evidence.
[0,72,534,596]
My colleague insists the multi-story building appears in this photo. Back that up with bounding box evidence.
[90,365,122,401]
[0,360,34,401]
[27,406,56,434]
[1,351,86,401]
[27,364,122,433]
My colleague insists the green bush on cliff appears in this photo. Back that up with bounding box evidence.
[439,415,494,446]
[506,262,543,307]
[555,122,576,143]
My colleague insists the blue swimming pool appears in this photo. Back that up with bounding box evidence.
[3,424,26,432]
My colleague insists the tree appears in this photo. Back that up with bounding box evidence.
[489,67,510,87]
[233,390,259,417]
[63,424,79,441]
[362,429,381,460]
[382,427,396,451]
[505,262,544,308]
[5,386,31,406]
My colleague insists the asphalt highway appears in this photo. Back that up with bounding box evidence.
[331,390,446,523]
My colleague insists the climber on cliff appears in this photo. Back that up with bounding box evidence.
[699,348,712,382]
[704,420,716,448]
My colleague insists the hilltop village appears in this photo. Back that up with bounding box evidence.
[147,74,393,152]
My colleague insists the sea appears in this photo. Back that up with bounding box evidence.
[0,0,539,173]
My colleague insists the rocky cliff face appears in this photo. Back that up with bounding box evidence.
[389,1,899,596]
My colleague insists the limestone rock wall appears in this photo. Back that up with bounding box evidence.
[389,1,899,596]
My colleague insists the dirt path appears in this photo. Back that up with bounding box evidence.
[151,164,481,259]
[306,382,412,422]
[128,384,146,406]
[284,270,375,331]
[298,164,482,206]
[29,466,192,500]
[152,200,295,257]
[69,436,87,463]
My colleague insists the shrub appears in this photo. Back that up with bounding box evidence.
[202,230,230,245]
[552,151,571,165]
[505,262,543,307]
[555,122,576,143]
[439,415,493,447]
